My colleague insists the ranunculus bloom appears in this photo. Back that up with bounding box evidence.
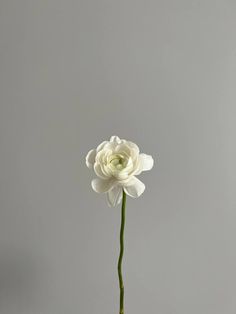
[86,136,154,207]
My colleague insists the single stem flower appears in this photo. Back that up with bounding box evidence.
[86,135,154,313]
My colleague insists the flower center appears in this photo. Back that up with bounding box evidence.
[109,154,127,171]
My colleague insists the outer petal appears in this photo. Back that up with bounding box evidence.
[124,177,145,198]
[110,135,122,144]
[96,141,108,152]
[94,163,109,179]
[139,153,154,171]
[107,185,123,207]
[91,178,114,193]
[86,149,96,169]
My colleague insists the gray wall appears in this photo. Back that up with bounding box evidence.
[0,1,236,313]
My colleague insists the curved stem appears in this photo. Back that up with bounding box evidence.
[118,190,126,314]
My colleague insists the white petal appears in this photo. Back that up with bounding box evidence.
[96,141,108,152]
[86,149,96,169]
[124,177,145,198]
[126,141,140,155]
[91,178,114,193]
[139,153,154,171]
[115,141,139,159]
[110,135,122,144]
[107,185,123,207]
[94,163,109,179]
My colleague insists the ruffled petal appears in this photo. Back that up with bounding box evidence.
[124,177,145,198]
[139,153,154,171]
[110,136,122,144]
[126,141,140,155]
[107,185,123,207]
[91,178,114,193]
[94,162,110,179]
[86,149,96,169]
[114,141,139,161]
[96,141,108,152]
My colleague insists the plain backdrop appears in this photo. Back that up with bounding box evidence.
[0,1,236,313]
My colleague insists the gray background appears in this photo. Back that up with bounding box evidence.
[0,0,236,313]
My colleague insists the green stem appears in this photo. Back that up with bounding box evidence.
[118,190,126,314]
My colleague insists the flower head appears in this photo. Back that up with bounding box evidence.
[86,136,154,207]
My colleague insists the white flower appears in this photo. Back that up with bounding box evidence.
[86,136,154,207]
